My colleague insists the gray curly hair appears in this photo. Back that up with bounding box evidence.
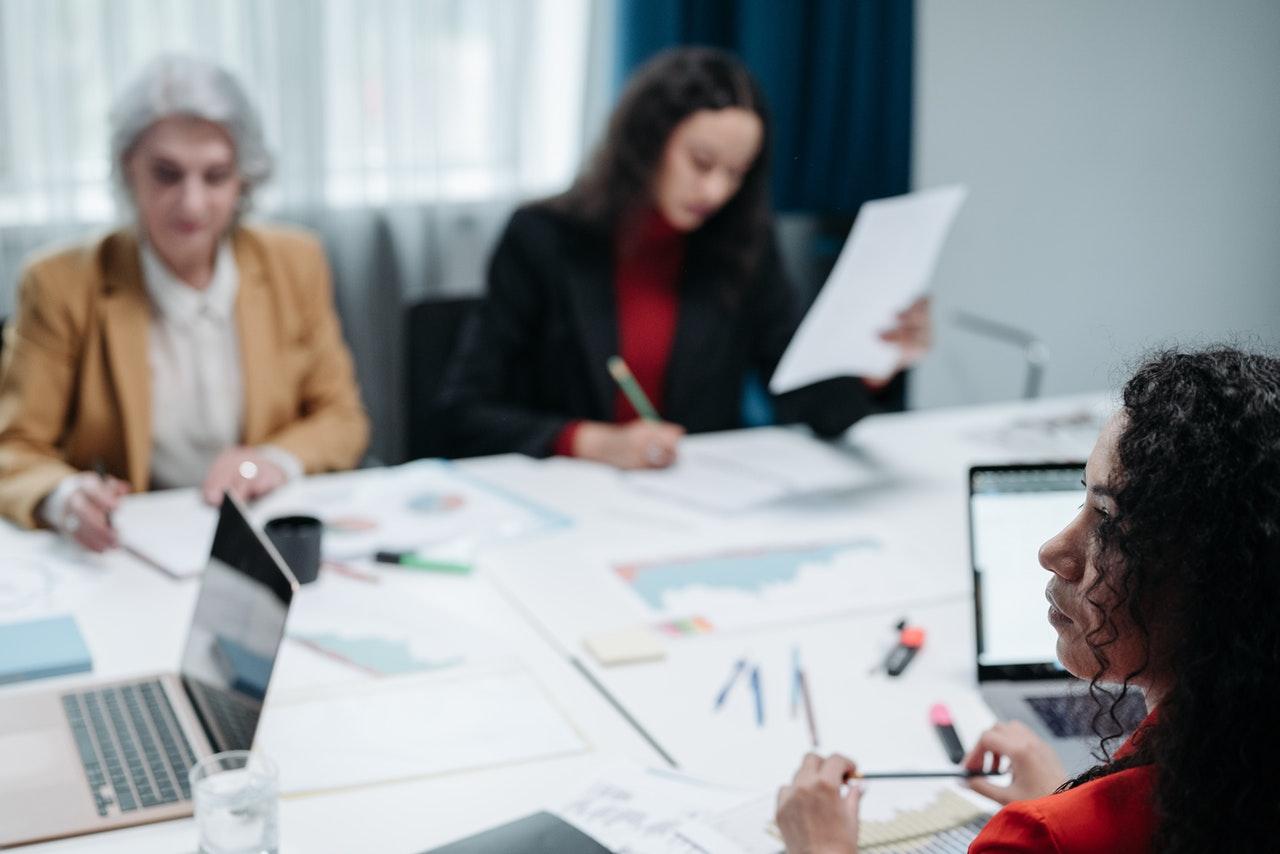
[109,54,273,217]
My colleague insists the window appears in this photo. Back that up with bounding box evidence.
[0,0,593,226]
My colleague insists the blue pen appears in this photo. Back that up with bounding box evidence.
[751,665,764,727]
[713,659,748,710]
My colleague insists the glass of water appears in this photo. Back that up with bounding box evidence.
[190,750,279,854]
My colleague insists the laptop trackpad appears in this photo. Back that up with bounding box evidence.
[0,730,70,785]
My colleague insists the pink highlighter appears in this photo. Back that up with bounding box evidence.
[931,703,965,764]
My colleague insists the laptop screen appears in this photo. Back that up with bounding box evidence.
[178,494,297,753]
[969,464,1083,680]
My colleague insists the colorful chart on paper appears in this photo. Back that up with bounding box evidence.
[613,539,890,630]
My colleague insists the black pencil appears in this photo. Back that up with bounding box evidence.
[853,769,1000,780]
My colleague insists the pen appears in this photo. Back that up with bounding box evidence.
[750,665,764,727]
[374,551,472,575]
[790,646,801,718]
[798,668,819,748]
[322,560,381,584]
[91,457,117,529]
[606,356,661,422]
[849,770,999,781]
[713,659,747,710]
[931,702,965,764]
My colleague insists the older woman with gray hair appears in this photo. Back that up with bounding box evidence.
[0,55,369,551]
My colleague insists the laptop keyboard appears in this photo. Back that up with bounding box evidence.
[61,680,197,817]
[1025,690,1147,739]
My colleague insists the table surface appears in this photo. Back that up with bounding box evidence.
[0,392,1109,854]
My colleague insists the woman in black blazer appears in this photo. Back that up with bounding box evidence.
[437,48,929,468]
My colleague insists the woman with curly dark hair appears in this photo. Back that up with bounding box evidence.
[776,347,1280,852]
[436,47,930,468]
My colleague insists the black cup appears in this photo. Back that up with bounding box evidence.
[264,515,323,585]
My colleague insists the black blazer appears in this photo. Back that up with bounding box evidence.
[435,203,905,459]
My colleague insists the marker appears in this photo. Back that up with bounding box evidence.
[931,703,965,764]
[867,617,909,675]
[883,625,925,676]
[750,665,764,727]
[374,551,471,575]
[607,356,661,422]
[713,659,748,710]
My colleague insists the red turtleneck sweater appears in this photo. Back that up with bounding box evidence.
[553,209,684,456]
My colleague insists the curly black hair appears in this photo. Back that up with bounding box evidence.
[1060,347,1280,851]
[551,46,773,291]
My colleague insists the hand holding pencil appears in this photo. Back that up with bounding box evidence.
[570,356,684,469]
[572,419,685,470]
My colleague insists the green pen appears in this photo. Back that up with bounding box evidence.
[374,551,472,575]
[606,355,661,422]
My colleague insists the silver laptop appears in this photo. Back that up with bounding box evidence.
[0,492,297,847]
[968,464,1144,775]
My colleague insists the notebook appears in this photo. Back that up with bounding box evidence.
[0,615,92,685]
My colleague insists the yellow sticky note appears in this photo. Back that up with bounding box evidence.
[583,627,666,666]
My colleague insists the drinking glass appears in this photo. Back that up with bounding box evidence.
[189,750,278,854]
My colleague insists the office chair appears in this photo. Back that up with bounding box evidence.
[403,297,481,461]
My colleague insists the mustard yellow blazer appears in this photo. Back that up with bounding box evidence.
[0,224,370,528]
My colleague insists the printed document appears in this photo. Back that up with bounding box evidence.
[770,185,967,391]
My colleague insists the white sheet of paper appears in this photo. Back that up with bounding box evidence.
[624,427,881,513]
[256,665,586,794]
[770,185,968,392]
[556,766,763,854]
[112,488,217,578]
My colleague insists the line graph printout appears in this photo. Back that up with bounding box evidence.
[613,539,935,631]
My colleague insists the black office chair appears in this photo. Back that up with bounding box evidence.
[403,296,481,461]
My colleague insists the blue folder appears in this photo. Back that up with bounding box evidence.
[0,615,93,686]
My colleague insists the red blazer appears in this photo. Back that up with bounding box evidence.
[970,718,1156,853]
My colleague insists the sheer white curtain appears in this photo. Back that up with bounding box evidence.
[0,0,599,460]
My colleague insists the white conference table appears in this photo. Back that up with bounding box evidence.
[2,393,1107,853]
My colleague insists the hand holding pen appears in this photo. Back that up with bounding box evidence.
[775,751,1003,854]
[962,720,1067,805]
[59,461,130,552]
[776,753,863,854]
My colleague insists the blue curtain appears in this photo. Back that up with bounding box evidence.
[616,0,913,216]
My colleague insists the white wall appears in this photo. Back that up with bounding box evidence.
[912,0,1280,407]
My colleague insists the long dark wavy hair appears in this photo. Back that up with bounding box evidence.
[551,46,773,288]
[1061,348,1280,851]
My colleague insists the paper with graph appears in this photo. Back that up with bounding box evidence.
[612,538,910,631]
[252,459,569,561]
[555,768,992,854]
[489,532,955,650]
